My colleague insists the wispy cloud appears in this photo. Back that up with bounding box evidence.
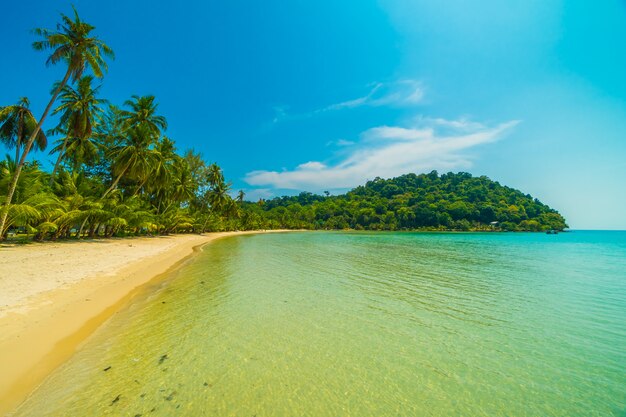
[325,79,425,111]
[271,80,425,124]
[246,118,520,191]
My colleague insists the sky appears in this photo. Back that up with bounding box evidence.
[1,0,625,229]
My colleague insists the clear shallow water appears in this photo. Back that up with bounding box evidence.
[15,231,626,416]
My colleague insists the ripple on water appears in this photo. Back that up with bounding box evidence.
[14,231,626,417]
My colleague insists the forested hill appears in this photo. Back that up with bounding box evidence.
[244,171,568,231]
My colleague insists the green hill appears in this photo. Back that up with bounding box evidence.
[243,171,568,231]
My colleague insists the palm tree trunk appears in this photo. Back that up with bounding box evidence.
[15,116,23,165]
[77,216,89,238]
[101,161,131,199]
[89,223,99,238]
[132,176,149,197]
[0,66,72,240]
[49,137,69,187]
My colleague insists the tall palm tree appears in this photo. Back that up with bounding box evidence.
[208,180,231,215]
[207,163,224,187]
[49,75,106,184]
[0,98,47,164]
[120,95,167,139]
[0,7,113,240]
[134,136,181,199]
[166,157,195,205]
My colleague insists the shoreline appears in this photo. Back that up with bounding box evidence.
[0,230,289,416]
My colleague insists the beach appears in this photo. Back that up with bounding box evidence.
[0,231,278,415]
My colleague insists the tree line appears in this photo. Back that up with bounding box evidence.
[245,172,568,232]
[0,8,243,241]
[0,8,567,242]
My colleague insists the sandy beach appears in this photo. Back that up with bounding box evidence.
[0,231,278,415]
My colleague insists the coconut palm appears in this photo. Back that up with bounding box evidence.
[49,75,106,184]
[170,158,196,203]
[0,157,47,208]
[0,7,113,240]
[4,193,62,240]
[0,158,55,237]
[208,180,231,215]
[120,95,167,139]
[52,133,100,172]
[102,194,153,237]
[102,125,161,198]
[133,136,176,197]
[0,98,48,164]
[237,190,245,204]
[207,163,224,187]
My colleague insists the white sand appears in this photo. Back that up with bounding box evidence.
[0,231,287,415]
[0,234,211,317]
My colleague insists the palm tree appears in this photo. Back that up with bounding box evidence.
[120,95,167,139]
[0,7,113,240]
[207,163,224,187]
[237,190,245,204]
[49,75,106,184]
[51,133,100,172]
[102,125,161,198]
[0,98,47,164]
[0,157,52,237]
[136,136,177,197]
[208,180,231,215]
[172,159,196,203]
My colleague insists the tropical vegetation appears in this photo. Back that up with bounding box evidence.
[246,172,568,231]
[0,7,241,242]
[0,8,567,242]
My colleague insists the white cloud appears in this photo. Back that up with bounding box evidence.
[245,118,519,191]
[326,83,384,110]
[412,115,486,132]
[363,126,434,141]
[335,139,356,146]
[297,161,327,170]
[270,80,425,126]
[325,79,425,111]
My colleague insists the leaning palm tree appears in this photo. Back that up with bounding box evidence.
[120,95,167,139]
[0,158,53,238]
[49,75,106,184]
[0,98,47,164]
[0,7,113,240]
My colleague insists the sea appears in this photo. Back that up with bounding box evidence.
[14,231,626,416]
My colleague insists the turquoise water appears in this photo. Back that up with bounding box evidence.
[14,231,626,416]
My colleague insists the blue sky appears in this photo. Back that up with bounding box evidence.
[2,0,625,229]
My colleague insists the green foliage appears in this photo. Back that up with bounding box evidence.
[0,96,241,240]
[248,171,568,232]
[0,98,48,161]
[0,7,568,241]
